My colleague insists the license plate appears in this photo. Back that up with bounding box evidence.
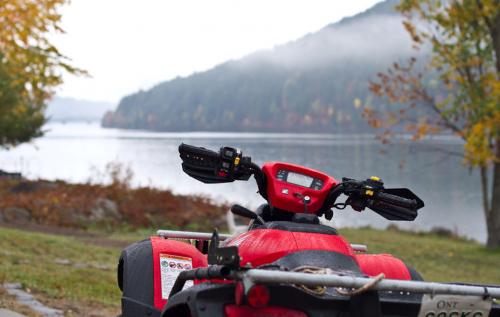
[418,294,493,317]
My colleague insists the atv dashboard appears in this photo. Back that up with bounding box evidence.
[276,169,324,190]
[263,162,337,213]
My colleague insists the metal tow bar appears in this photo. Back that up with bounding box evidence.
[239,269,500,298]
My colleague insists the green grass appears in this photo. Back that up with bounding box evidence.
[0,227,121,310]
[105,227,158,242]
[0,226,499,315]
[340,227,500,284]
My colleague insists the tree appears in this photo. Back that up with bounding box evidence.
[364,0,500,247]
[0,0,84,148]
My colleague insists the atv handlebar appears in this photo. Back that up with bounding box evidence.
[366,200,418,220]
[179,143,223,183]
[179,143,220,160]
[324,177,424,221]
[179,143,254,183]
[179,143,423,221]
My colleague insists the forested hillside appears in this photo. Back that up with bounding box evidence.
[103,0,423,133]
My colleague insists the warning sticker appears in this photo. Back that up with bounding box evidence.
[418,294,493,317]
[159,254,193,299]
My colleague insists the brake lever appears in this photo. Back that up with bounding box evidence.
[346,195,367,212]
[332,177,382,212]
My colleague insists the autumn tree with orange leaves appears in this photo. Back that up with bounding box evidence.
[0,0,84,148]
[365,0,500,247]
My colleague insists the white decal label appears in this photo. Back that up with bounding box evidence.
[418,294,492,317]
[159,254,193,299]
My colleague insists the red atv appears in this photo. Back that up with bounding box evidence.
[117,144,500,317]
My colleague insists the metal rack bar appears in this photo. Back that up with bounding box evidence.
[350,244,367,252]
[243,269,500,298]
[157,230,232,240]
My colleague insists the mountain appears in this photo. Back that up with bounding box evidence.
[103,0,422,133]
[47,97,115,122]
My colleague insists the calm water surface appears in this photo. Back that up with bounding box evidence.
[0,122,485,242]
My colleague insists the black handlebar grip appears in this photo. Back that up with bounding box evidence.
[179,143,221,169]
[368,200,418,221]
[179,143,219,160]
[375,191,418,209]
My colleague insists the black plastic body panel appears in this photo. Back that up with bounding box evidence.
[257,221,338,234]
[119,238,160,317]
[251,204,337,234]
[266,250,362,275]
[122,297,161,317]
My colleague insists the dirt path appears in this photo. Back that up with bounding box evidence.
[0,309,27,317]
[1,283,119,317]
[3,284,62,317]
[0,287,36,317]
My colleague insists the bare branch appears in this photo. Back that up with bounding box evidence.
[475,0,494,30]
[415,85,466,137]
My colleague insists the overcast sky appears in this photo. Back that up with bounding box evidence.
[51,0,381,104]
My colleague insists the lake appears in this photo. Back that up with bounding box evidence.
[0,122,485,242]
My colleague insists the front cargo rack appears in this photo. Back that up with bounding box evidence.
[156,229,368,252]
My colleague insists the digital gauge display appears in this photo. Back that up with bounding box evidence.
[286,172,314,187]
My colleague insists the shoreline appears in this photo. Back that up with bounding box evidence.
[0,176,228,232]
[0,175,480,244]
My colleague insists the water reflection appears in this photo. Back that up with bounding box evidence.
[0,122,484,242]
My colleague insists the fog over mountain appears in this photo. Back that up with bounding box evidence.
[47,97,115,122]
[244,12,413,69]
[103,0,427,133]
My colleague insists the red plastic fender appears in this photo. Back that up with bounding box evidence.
[226,229,356,267]
[150,236,207,310]
[355,253,411,280]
